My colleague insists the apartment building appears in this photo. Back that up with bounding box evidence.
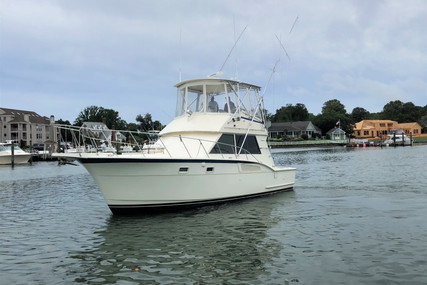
[0,107,55,147]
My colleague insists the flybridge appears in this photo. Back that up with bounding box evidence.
[174,78,265,124]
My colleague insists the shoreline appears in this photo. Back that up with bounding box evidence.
[268,141,427,148]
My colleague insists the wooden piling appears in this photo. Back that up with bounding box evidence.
[29,144,33,165]
[11,141,15,167]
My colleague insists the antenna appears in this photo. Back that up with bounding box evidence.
[289,15,299,34]
[238,58,280,155]
[275,34,291,61]
[219,25,247,73]
[179,28,182,82]
[274,15,299,62]
[233,17,239,80]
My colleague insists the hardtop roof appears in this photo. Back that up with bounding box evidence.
[174,78,261,90]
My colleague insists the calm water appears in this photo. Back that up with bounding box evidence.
[1,145,426,284]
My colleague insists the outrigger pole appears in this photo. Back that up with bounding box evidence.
[238,58,280,155]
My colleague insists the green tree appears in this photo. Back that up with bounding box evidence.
[313,99,351,135]
[380,100,423,123]
[136,113,163,132]
[419,114,427,133]
[321,99,346,115]
[55,118,72,143]
[272,103,309,122]
[381,100,403,121]
[293,103,310,121]
[351,107,370,123]
[74,106,127,130]
[135,113,164,142]
[262,109,273,122]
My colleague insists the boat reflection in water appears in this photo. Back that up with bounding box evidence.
[63,192,295,284]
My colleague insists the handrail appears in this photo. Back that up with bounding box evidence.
[52,124,261,163]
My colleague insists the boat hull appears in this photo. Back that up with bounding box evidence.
[79,158,295,214]
[384,140,412,146]
[0,154,32,165]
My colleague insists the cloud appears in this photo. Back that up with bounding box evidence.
[1,0,426,124]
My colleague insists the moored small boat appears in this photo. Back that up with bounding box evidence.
[0,142,32,165]
[384,129,413,146]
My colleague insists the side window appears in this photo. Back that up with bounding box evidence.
[210,134,234,154]
[210,134,261,154]
[187,85,204,113]
[236,135,261,154]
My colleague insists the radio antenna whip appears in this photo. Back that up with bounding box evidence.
[275,34,291,61]
[179,28,182,82]
[233,17,239,80]
[219,25,247,72]
[275,15,299,62]
[289,15,299,34]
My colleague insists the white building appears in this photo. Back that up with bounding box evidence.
[268,121,322,139]
[0,107,55,147]
[327,127,347,141]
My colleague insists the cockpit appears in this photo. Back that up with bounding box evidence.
[174,78,264,122]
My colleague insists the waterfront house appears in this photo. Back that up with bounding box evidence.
[0,107,55,147]
[327,127,347,141]
[395,122,422,136]
[352,120,422,138]
[268,121,321,139]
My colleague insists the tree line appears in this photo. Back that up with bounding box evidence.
[269,100,427,136]
[56,105,164,142]
[57,101,427,142]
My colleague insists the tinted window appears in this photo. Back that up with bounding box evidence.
[236,135,261,154]
[210,134,261,154]
[210,134,234,154]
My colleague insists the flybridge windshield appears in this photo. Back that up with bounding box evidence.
[175,79,264,121]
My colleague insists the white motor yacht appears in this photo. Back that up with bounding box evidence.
[0,142,32,165]
[384,129,413,146]
[54,77,296,214]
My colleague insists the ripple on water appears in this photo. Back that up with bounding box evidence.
[1,147,427,284]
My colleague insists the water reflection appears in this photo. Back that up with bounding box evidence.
[65,192,294,284]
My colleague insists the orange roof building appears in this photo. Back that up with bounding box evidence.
[353,120,421,138]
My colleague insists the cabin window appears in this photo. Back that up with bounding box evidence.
[206,167,214,172]
[175,80,262,119]
[210,134,261,154]
[236,135,261,154]
[206,83,227,113]
[175,88,185,117]
[210,134,234,154]
[187,85,204,113]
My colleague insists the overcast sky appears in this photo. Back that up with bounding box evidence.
[1,0,426,125]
